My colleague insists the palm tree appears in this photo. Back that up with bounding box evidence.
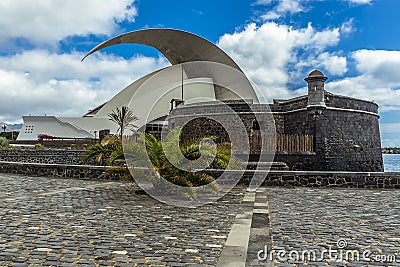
[83,128,241,187]
[81,135,123,164]
[125,128,242,187]
[108,106,139,139]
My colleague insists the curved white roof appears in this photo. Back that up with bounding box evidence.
[18,29,260,140]
[82,28,242,71]
[82,29,259,128]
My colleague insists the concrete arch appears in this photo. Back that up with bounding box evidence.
[80,28,260,129]
[81,28,242,72]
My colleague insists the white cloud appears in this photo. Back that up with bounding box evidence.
[352,50,400,85]
[325,49,400,111]
[317,52,347,76]
[256,0,371,21]
[217,19,400,116]
[262,12,281,20]
[340,18,355,34]
[327,75,400,112]
[254,0,274,4]
[218,22,340,101]
[260,0,304,20]
[381,123,400,134]
[277,0,303,13]
[348,0,372,5]
[0,50,168,123]
[0,0,137,45]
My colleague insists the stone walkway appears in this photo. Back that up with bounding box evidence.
[0,174,245,266]
[0,174,399,266]
[255,187,400,267]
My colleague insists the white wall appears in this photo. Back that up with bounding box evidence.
[17,116,117,140]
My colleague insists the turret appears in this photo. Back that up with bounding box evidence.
[305,70,327,108]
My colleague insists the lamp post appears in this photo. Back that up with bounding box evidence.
[94,131,97,143]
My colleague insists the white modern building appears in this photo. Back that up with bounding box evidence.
[18,29,258,141]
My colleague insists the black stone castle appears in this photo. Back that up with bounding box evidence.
[148,70,383,172]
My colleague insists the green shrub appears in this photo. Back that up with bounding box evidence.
[35,143,44,148]
[82,143,89,149]
[0,131,19,140]
[70,144,76,149]
[0,137,9,149]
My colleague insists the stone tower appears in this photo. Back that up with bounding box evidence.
[305,70,327,107]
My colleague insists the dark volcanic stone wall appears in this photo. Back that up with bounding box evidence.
[180,117,230,144]
[0,161,119,180]
[325,93,379,113]
[314,108,383,171]
[270,96,308,112]
[168,101,276,155]
[282,109,314,136]
[268,93,383,172]
[273,110,383,171]
[204,170,400,189]
[168,102,252,154]
[167,93,383,172]
[0,149,99,165]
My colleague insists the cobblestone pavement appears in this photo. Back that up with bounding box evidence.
[2,174,400,267]
[260,188,400,267]
[0,174,245,267]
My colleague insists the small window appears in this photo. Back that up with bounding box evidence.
[24,125,34,134]
[145,125,153,132]
[253,120,260,130]
[146,124,163,132]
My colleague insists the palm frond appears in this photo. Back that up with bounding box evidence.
[82,143,112,162]
[108,106,139,138]
[81,125,239,189]
[185,172,215,186]
[107,149,124,165]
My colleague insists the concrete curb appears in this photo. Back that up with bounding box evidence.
[246,188,274,266]
[217,189,255,267]
[217,188,274,267]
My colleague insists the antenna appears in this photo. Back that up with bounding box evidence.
[181,65,184,100]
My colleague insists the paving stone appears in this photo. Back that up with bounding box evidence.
[264,187,400,266]
[0,174,245,266]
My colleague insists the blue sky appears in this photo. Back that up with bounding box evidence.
[0,0,400,146]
